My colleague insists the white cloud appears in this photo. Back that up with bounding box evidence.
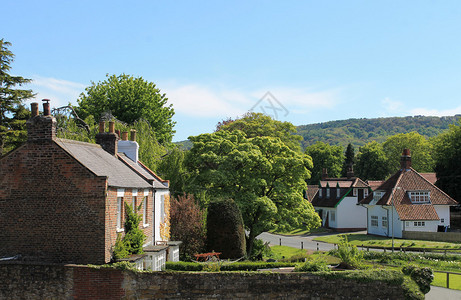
[410,106,461,116]
[26,76,86,109]
[162,83,340,118]
[381,97,404,113]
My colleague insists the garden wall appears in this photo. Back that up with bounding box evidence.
[0,262,407,300]
[402,230,461,243]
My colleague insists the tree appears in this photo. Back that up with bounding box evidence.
[75,74,175,144]
[206,198,246,259]
[0,39,34,155]
[170,194,206,260]
[355,141,391,180]
[433,121,461,203]
[186,129,320,255]
[157,147,189,197]
[382,132,434,173]
[218,112,303,152]
[341,143,355,177]
[305,141,344,184]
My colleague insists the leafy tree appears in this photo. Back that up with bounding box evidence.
[170,194,206,261]
[75,74,175,144]
[382,132,434,173]
[206,198,246,259]
[186,129,320,255]
[157,147,189,197]
[218,112,303,151]
[355,141,391,180]
[341,143,355,177]
[305,141,344,184]
[433,121,461,202]
[0,39,34,155]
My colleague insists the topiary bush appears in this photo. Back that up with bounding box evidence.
[206,198,246,259]
[402,265,434,294]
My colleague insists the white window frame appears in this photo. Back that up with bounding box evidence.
[117,197,123,231]
[371,215,378,227]
[319,189,323,198]
[414,221,426,227]
[382,216,388,228]
[364,189,369,197]
[143,196,149,227]
[409,191,430,204]
[326,188,330,199]
[441,218,445,224]
[330,211,336,222]
[336,188,340,198]
[353,188,357,196]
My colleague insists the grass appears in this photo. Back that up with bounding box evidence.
[314,233,461,250]
[432,272,461,290]
[269,245,307,260]
[270,226,331,236]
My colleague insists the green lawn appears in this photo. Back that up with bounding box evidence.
[314,233,461,249]
[432,272,461,290]
[269,245,307,260]
[270,226,330,236]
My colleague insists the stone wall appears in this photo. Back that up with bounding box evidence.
[0,262,408,300]
[403,230,461,243]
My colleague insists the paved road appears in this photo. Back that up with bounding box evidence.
[426,286,461,299]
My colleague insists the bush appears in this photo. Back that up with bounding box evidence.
[206,198,246,259]
[123,203,146,254]
[164,261,296,272]
[113,233,129,260]
[249,238,272,261]
[402,265,434,294]
[336,235,363,268]
[295,257,330,272]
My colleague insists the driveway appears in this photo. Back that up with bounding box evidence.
[257,231,343,252]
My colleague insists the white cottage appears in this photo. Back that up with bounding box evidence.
[360,149,457,238]
[310,170,370,231]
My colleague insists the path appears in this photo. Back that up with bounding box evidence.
[426,286,461,300]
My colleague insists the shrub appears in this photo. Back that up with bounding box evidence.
[113,233,129,260]
[250,238,272,261]
[164,261,296,272]
[123,203,146,254]
[294,257,330,272]
[206,198,246,259]
[170,194,206,261]
[402,265,434,294]
[336,235,363,268]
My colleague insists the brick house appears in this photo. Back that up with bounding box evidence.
[360,149,458,238]
[0,102,175,265]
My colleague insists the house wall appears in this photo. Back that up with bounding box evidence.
[402,220,438,233]
[106,188,154,261]
[366,205,390,237]
[336,197,367,229]
[434,205,451,227]
[154,189,170,243]
[0,142,107,264]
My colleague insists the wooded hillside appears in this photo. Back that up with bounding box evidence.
[297,115,460,149]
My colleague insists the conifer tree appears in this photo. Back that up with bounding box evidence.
[0,39,34,155]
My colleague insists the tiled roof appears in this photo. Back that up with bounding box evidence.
[55,139,151,189]
[395,204,439,221]
[420,173,437,185]
[352,178,369,188]
[118,154,167,189]
[367,180,385,191]
[360,167,457,220]
[306,185,319,202]
[311,186,352,208]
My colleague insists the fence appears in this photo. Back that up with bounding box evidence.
[433,270,461,289]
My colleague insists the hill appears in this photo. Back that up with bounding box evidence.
[297,115,460,149]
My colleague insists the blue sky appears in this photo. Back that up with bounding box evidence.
[3,1,461,141]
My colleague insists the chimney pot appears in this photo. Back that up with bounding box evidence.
[108,121,115,133]
[130,130,137,141]
[121,131,128,141]
[31,102,39,117]
[42,99,51,116]
[321,168,328,181]
[98,121,105,133]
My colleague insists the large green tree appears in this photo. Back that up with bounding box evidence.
[218,112,303,151]
[382,132,434,173]
[186,130,320,255]
[355,141,391,180]
[157,147,189,197]
[0,39,34,155]
[433,121,461,203]
[305,141,344,184]
[341,143,356,177]
[75,74,175,144]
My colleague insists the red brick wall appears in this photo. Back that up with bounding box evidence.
[105,188,154,261]
[0,140,108,264]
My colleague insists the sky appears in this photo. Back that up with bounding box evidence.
[2,1,461,142]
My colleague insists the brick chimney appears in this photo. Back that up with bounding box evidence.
[346,164,355,179]
[96,121,118,155]
[26,100,56,142]
[400,149,412,170]
[118,129,139,162]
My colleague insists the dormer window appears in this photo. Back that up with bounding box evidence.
[364,189,369,197]
[319,189,323,198]
[336,188,340,198]
[409,191,430,203]
[353,188,357,196]
[371,191,384,205]
[326,188,330,198]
